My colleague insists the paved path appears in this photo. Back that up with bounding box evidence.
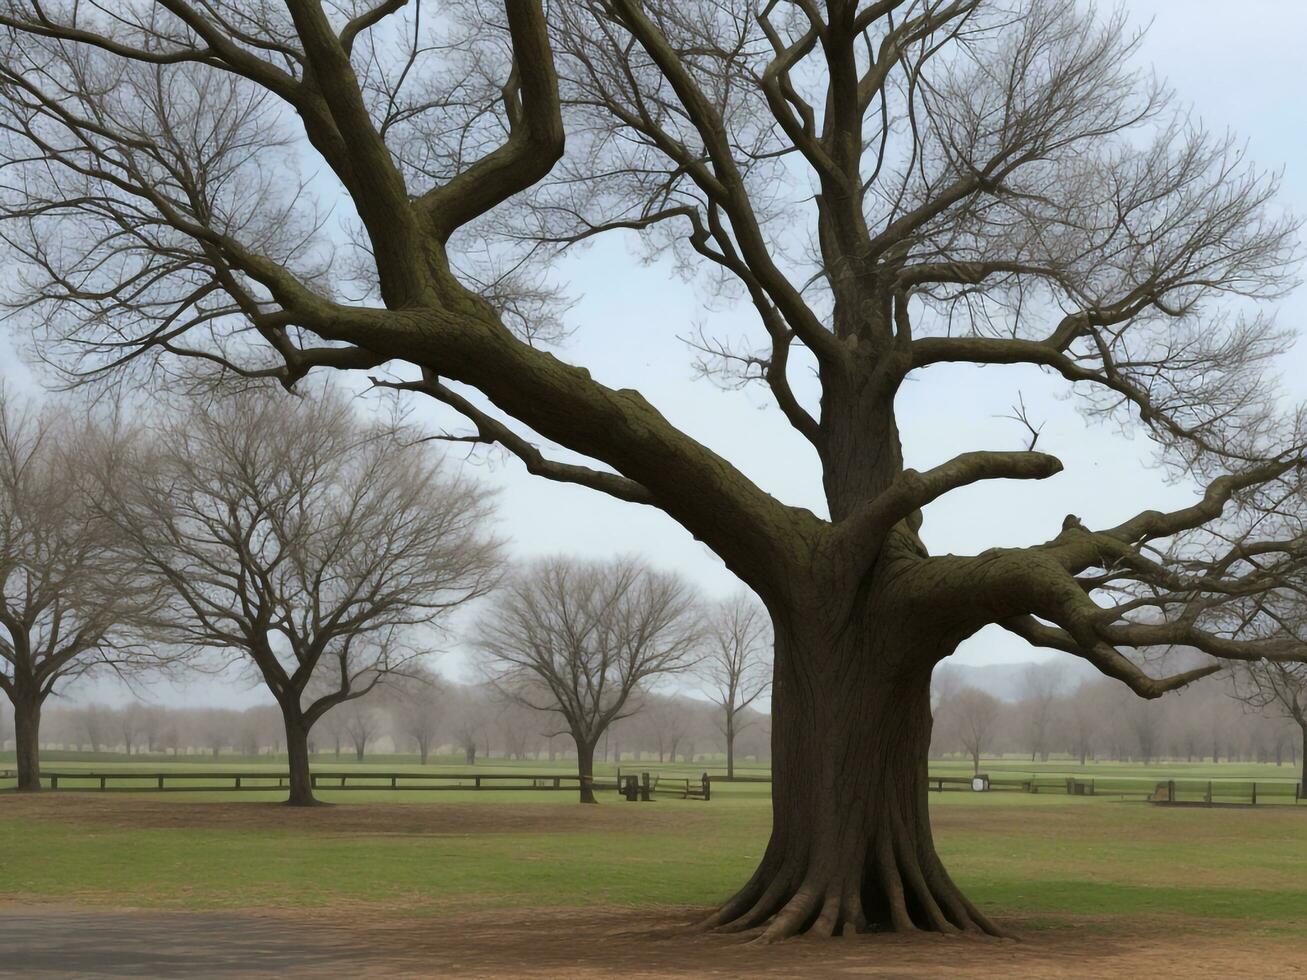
[0,909,386,978]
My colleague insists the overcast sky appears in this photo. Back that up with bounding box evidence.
[3,1,1305,708]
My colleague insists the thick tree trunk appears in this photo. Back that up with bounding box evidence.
[706,608,1004,942]
[575,736,598,805]
[464,743,476,765]
[283,715,317,807]
[13,691,43,792]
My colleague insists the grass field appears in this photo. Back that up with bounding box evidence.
[3,755,1305,977]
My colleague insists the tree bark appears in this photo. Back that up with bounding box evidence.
[705,603,1005,941]
[283,714,317,807]
[725,710,736,780]
[575,735,598,805]
[1300,724,1306,793]
[12,688,43,792]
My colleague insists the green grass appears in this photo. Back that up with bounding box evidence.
[2,764,1305,932]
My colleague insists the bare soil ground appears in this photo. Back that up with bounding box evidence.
[3,904,1304,978]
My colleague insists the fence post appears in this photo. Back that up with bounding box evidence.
[157,775,165,790]
[391,775,397,789]
[1252,782,1257,806]
[640,771,652,802]
[1206,781,1212,805]
[50,774,58,790]
[235,776,241,789]
[100,775,106,791]
[702,772,711,801]
[1168,779,1175,803]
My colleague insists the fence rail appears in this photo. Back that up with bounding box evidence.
[11,771,621,793]
[3,768,1302,806]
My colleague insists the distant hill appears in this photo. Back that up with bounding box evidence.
[935,655,1100,702]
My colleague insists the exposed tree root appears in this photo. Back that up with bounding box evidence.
[704,832,1012,943]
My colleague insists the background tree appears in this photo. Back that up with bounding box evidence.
[1018,663,1065,763]
[479,557,701,802]
[948,688,1003,775]
[3,0,1307,937]
[699,594,772,777]
[388,669,445,765]
[1235,662,1307,788]
[0,389,160,789]
[637,692,696,764]
[97,386,499,804]
[339,699,383,762]
[449,684,495,766]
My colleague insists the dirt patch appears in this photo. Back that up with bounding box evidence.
[347,906,1307,978]
[3,904,1303,978]
[0,792,719,837]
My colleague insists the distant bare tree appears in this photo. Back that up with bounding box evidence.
[1019,663,1065,763]
[1234,663,1307,788]
[77,704,111,754]
[96,385,500,804]
[949,688,1003,775]
[699,594,771,778]
[479,557,701,802]
[339,700,383,762]
[389,669,444,765]
[0,390,162,789]
[638,693,696,764]
[1065,681,1109,766]
[449,684,495,766]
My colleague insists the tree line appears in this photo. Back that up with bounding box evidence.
[934,664,1307,784]
[0,684,770,770]
[1,383,772,802]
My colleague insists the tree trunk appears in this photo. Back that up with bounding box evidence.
[972,749,981,775]
[283,714,317,807]
[12,690,43,792]
[464,743,476,765]
[575,735,598,805]
[419,740,430,765]
[354,743,365,762]
[705,610,1004,942]
[1300,724,1306,792]
[726,710,736,780]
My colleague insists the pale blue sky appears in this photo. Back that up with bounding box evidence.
[2,1,1304,706]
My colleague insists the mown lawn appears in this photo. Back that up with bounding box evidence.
[2,777,1304,935]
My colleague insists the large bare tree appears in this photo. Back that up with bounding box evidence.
[0,388,160,791]
[699,593,771,778]
[2,0,1306,937]
[96,386,500,804]
[478,556,701,802]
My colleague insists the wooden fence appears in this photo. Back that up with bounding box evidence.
[14,771,621,793]
[4,768,1302,805]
